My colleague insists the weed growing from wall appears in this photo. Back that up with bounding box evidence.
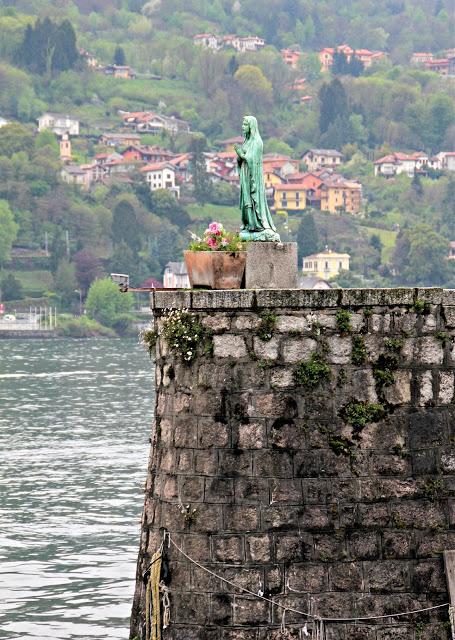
[294,352,331,388]
[351,335,367,365]
[256,312,277,341]
[161,309,205,362]
[336,309,352,334]
[340,400,385,435]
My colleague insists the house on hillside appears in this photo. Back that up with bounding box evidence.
[169,153,192,182]
[437,152,455,172]
[262,154,299,178]
[281,48,301,68]
[140,162,180,197]
[193,34,221,50]
[302,248,350,279]
[121,145,175,163]
[320,176,362,213]
[99,132,141,147]
[319,45,386,72]
[273,184,307,211]
[61,164,91,189]
[411,52,434,65]
[38,112,79,136]
[424,58,450,75]
[302,149,344,171]
[103,64,136,79]
[121,111,190,135]
[216,136,244,151]
[163,262,190,288]
[373,152,442,177]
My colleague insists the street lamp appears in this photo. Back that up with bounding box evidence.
[74,289,82,316]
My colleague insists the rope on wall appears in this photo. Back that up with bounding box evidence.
[145,548,163,640]
[159,530,449,628]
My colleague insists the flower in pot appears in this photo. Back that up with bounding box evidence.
[184,222,247,289]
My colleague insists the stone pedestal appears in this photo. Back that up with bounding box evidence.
[245,241,298,289]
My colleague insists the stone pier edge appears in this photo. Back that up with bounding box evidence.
[151,287,455,311]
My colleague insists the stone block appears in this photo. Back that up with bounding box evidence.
[193,450,217,475]
[212,535,244,563]
[275,314,308,332]
[348,532,380,560]
[211,593,232,625]
[253,336,279,360]
[282,337,317,363]
[416,287,443,304]
[313,534,347,561]
[201,314,231,332]
[269,478,303,503]
[326,336,352,364]
[234,478,269,504]
[198,418,230,448]
[205,478,235,503]
[415,337,444,365]
[438,371,454,404]
[443,305,455,327]
[179,475,204,501]
[237,422,266,449]
[223,506,260,532]
[382,370,412,405]
[382,532,413,559]
[248,393,298,419]
[219,450,253,477]
[255,288,339,308]
[364,560,409,592]
[232,314,261,330]
[409,412,446,449]
[246,534,272,562]
[213,334,247,358]
[275,533,312,562]
[270,368,294,388]
[390,502,446,529]
[245,242,298,289]
[441,451,455,473]
[286,563,327,592]
[234,597,270,625]
[418,377,440,419]
[253,450,293,478]
[192,290,255,309]
[412,449,440,474]
[412,559,447,592]
[153,290,191,309]
[340,288,414,307]
[329,562,363,591]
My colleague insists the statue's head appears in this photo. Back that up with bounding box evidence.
[242,115,259,139]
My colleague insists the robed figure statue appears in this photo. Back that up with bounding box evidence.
[234,115,280,242]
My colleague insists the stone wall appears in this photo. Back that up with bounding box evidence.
[130,288,455,640]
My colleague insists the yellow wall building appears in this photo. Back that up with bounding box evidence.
[320,181,362,214]
[264,171,285,190]
[273,184,307,211]
[302,249,350,279]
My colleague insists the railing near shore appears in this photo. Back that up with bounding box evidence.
[0,307,57,331]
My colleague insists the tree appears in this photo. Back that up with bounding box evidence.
[234,64,273,110]
[15,18,79,76]
[0,200,18,266]
[0,123,34,155]
[0,273,23,301]
[297,213,319,264]
[111,197,141,251]
[332,51,350,75]
[401,225,450,286]
[150,189,191,228]
[227,55,238,76]
[114,45,126,66]
[73,249,103,296]
[189,135,211,206]
[441,178,455,239]
[54,259,78,307]
[86,277,133,327]
[318,78,349,136]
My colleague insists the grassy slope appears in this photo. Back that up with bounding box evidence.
[361,226,398,262]
[12,270,53,296]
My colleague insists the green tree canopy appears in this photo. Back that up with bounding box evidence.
[85,277,133,327]
[0,199,18,265]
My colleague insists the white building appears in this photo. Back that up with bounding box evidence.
[302,149,344,172]
[163,262,190,288]
[374,152,440,177]
[302,248,350,280]
[61,164,91,189]
[193,34,220,50]
[38,112,79,136]
[140,162,180,197]
[437,152,455,172]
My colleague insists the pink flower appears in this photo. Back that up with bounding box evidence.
[208,222,223,234]
[206,236,217,249]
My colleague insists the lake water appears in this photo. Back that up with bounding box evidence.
[0,338,154,639]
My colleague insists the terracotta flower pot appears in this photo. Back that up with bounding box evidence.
[184,250,246,289]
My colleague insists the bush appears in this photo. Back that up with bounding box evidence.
[110,313,134,335]
[57,315,116,338]
[86,277,133,327]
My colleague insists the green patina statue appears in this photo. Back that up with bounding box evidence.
[234,115,281,242]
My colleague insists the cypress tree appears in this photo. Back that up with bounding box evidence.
[114,46,126,66]
[297,212,319,264]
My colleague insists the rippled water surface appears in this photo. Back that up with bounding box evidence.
[0,338,154,639]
